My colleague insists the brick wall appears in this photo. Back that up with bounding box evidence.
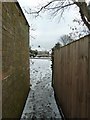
[2,2,30,119]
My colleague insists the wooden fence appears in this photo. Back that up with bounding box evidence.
[52,35,90,118]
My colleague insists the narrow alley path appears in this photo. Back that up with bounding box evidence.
[21,58,62,119]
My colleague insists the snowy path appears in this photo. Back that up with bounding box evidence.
[21,59,62,119]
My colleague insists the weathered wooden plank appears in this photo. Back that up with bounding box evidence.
[88,35,90,118]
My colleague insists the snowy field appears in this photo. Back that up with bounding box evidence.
[21,58,62,119]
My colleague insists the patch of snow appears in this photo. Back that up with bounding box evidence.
[21,59,62,119]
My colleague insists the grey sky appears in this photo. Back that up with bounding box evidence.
[17,0,90,50]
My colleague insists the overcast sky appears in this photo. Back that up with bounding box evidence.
[17,0,90,51]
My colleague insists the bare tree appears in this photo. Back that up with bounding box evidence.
[58,34,74,45]
[69,18,90,39]
[30,24,36,40]
[24,0,90,31]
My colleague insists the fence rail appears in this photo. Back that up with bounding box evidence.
[52,35,90,118]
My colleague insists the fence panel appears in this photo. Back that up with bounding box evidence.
[52,35,90,118]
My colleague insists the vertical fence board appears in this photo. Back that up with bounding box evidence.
[88,36,90,118]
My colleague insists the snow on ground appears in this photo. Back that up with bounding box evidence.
[21,58,62,119]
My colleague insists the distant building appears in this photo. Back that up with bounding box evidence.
[37,50,50,57]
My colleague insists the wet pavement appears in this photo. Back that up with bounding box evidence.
[21,59,62,119]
